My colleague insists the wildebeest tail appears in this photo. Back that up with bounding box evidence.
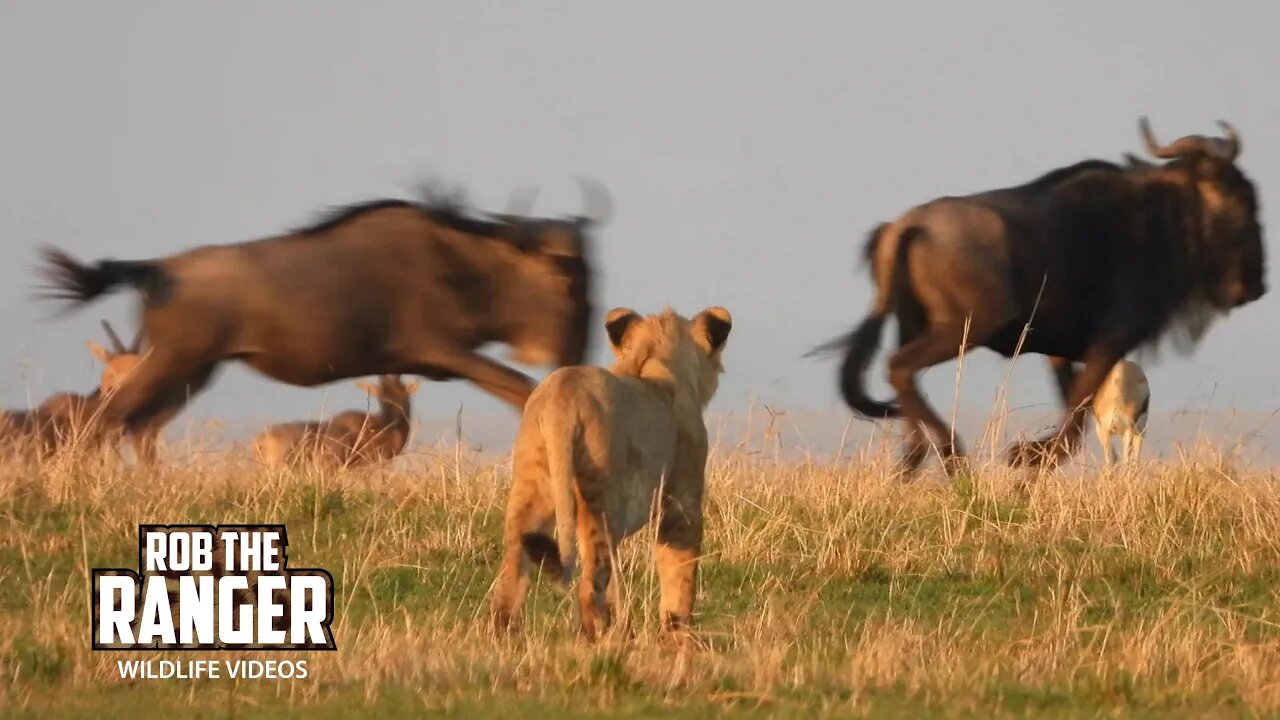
[804,223,895,359]
[519,414,579,589]
[812,224,925,420]
[861,222,889,266]
[834,314,895,419]
[36,246,170,307]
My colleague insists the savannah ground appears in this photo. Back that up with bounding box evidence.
[2,428,1279,719]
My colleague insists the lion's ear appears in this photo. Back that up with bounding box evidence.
[604,308,641,355]
[693,306,732,354]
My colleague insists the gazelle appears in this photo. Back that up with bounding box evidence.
[1091,359,1150,466]
[253,375,421,469]
[49,320,155,459]
[0,321,143,455]
[40,320,143,421]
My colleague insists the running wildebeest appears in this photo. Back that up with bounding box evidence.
[35,179,608,464]
[813,118,1265,475]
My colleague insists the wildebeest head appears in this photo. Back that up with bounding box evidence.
[1138,117,1266,312]
[487,177,611,367]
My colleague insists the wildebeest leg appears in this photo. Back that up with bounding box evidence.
[1008,351,1121,468]
[1044,353,1075,392]
[131,431,158,467]
[126,365,216,465]
[98,351,218,461]
[1048,356,1076,399]
[414,352,535,409]
[1047,357,1089,441]
[896,421,931,478]
[130,411,173,465]
[886,323,979,477]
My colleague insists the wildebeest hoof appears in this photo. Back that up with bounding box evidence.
[659,627,703,653]
[608,617,637,642]
[942,453,970,478]
[490,610,521,639]
[1006,440,1064,468]
[891,461,922,483]
[577,616,614,643]
[894,449,928,479]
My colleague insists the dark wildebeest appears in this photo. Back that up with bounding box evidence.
[814,118,1265,475]
[35,180,608,464]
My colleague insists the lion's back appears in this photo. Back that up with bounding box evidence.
[523,366,675,449]
[526,366,617,418]
[516,365,679,530]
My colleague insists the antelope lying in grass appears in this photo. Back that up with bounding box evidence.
[0,402,75,455]
[253,375,421,469]
[0,321,143,455]
[1091,359,1150,465]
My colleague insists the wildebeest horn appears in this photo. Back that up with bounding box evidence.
[100,320,126,355]
[573,175,613,227]
[1122,152,1156,169]
[1140,116,1183,159]
[1139,116,1240,162]
[1214,120,1240,161]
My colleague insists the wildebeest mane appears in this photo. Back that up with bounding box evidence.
[1021,159,1123,191]
[293,200,418,235]
[1068,165,1223,361]
[290,186,517,239]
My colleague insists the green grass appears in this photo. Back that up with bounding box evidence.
[2,445,1279,718]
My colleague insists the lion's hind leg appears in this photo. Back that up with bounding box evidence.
[491,483,555,636]
[655,490,704,649]
[576,509,618,641]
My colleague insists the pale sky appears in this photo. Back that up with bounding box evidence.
[1,2,1277,457]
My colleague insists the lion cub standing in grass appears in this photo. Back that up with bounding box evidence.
[491,305,732,643]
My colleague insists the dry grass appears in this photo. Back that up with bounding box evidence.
[1,435,1279,718]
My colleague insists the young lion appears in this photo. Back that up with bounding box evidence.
[491,305,732,642]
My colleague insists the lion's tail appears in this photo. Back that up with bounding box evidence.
[520,413,579,589]
[547,420,579,588]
